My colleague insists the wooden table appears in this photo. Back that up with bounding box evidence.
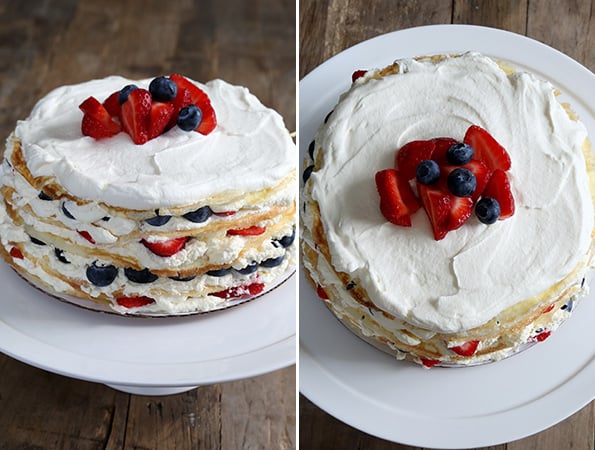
[0,1,295,448]
[299,1,594,449]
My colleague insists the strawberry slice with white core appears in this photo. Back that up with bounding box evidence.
[121,88,152,144]
[79,96,121,138]
[141,236,188,257]
[395,140,436,180]
[375,169,421,226]
[447,196,474,231]
[483,169,515,219]
[417,184,451,240]
[148,101,175,139]
[464,125,511,172]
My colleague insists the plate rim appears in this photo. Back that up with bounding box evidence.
[298,24,595,448]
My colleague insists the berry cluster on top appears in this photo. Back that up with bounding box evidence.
[375,125,515,240]
[78,74,217,144]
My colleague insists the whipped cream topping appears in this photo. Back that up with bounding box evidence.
[15,76,295,209]
[309,52,593,333]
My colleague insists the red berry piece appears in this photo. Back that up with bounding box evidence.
[447,196,474,232]
[102,91,122,120]
[77,230,96,244]
[148,101,175,140]
[168,87,193,129]
[141,236,189,257]
[464,125,511,172]
[121,88,152,145]
[375,168,421,227]
[226,225,267,236]
[395,140,436,180]
[316,285,329,300]
[483,169,515,219]
[169,74,217,135]
[535,330,551,342]
[116,296,156,308]
[420,358,441,368]
[211,281,265,299]
[9,247,24,259]
[351,70,366,82]
[449,340,479,357]
[430,138,459,165]
[79,96,121,139]
[418,184,451,240]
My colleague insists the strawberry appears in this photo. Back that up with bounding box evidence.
[447,196,474,232]
[449,340,479,357]
[121,88,152,145]
[211,281,265,299]
[483,169,515,219]
[170,74,217,135]
[464,125,511,172]
[213,211,236,217]
[79,96,121,139]
[168,87,193,129]
[375,169,421,226]
[417,184,450,240]
[420,358,441,368]
[227,225,267,236]
[141,236,188,256]
[116,296,155,308]
[535,330,551,342]
[148,101,175,139]
[442,159,491,201]
[102,91,122,120]
[77,230,96,244]
[395,140,435,180]
[316,285,329,299]
[351,70,366,82]
[9,247,23,259]
[430,137,459,165]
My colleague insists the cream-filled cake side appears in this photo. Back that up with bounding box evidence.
[301,52,594,366]
[0,75,296,315]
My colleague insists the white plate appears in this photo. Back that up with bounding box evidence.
[0,262,296,391]
[299,25,595,448]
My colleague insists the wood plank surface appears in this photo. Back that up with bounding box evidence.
[299,0,595,449]
[0,0,296,449]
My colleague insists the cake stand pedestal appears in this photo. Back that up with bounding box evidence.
[105,384,199,396]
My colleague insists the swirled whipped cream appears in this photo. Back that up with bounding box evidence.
[309,52,593,333]
[15,76,294,209]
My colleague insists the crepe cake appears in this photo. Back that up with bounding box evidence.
[301,52,594,367]
[0,74,296,315]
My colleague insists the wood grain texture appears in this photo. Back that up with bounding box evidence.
[299,0,595,449]
[0,0,296,448]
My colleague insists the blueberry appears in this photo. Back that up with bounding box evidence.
[183,205,212,223]
[86,261,118,287]
[169,275,197,282]
[177,105,202,131]
[118,84,138,104]
[149,76,178,102]
[275,228,295,248]
[261,255,285,268]
[475,197,501,224]
[38,191,53,201]
[62,202,75,219]
[324,110,333,123]
[54,248,70,264]
[206,267,232,277]
[29,236,46,246]
[303,165,315,183]
[416,160,440,185]
[101,216,110,222]
[235,262,258,275]
[145,211,171,226]
[124,267,158,284]
[447,168,476,197]
[446,143,474,165]
[308,140,315,160]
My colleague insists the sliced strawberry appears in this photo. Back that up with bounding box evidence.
[226,225,267,236]
[449,340,479,357]
[9,247,23,259]
[168,87,193,129]
[352,70,366,82]
[102,91,122,120]
[535,330,551,342]
[543,304,555,314]
[430,137,459,165]
[77,230,96,244]
[442,159,492,201]
[395,140,435,180]
[420,358,441,368]
[417,184,450,240]
[116,296,156,308]
[375,169,421,227]
[447,196,474,232]
[464,125,511,172]
[79,96,121,138]
[211,281,265,299]
[170,74,217,135]
[121,88,152,145]
[148,101,175,139]
[141,236,188,256]
[483,169,515,219]
[316,285,329,299]
[213,211,236,217]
